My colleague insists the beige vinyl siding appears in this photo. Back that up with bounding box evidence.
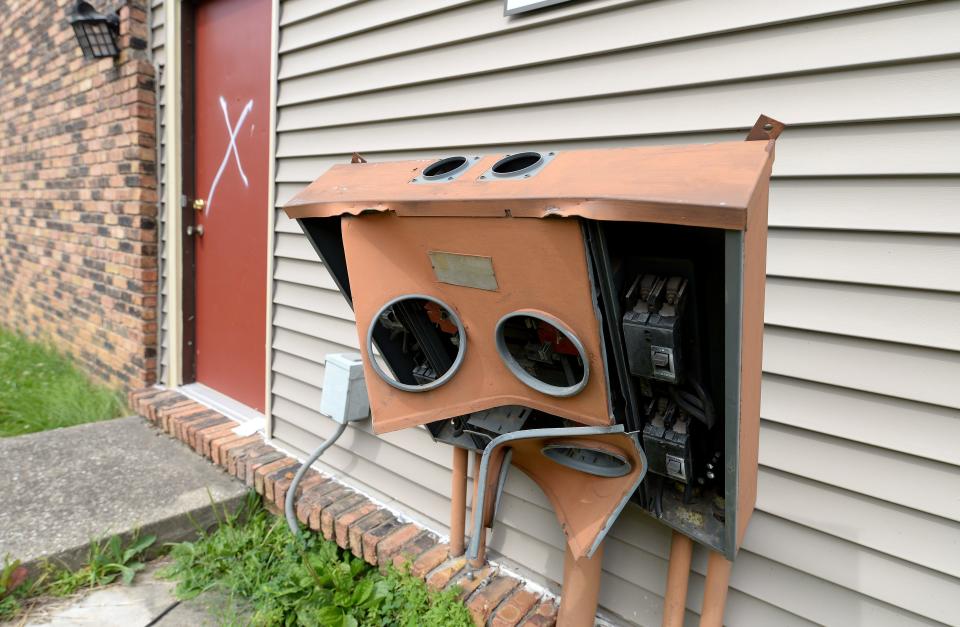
[259,1,960,624]
[151,0,169,383]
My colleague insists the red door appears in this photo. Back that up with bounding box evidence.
[193,0,270,411]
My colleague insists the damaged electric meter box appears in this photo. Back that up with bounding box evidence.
[284,115,783,623]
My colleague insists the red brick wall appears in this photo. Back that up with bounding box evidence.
[0,0,158,390]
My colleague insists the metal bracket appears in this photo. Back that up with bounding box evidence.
[744,114,785,142]
[351,152,368,164]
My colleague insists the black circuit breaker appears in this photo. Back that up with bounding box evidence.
[622,275,688,384]
[641,399,693,483]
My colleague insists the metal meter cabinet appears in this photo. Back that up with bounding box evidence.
[285,115,783,626]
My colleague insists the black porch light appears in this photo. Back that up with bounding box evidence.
[67,1,120,59]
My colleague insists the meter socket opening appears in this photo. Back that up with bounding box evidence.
[367,295,466,392]
[491,152,544,178]
[541,442,632,478]
[421,156,471,181]
[495,311,589,397]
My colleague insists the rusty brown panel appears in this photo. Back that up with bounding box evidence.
[484,432,645,560]
[735,156,772,551]
[342,213,612,434]
[284,140,778,230]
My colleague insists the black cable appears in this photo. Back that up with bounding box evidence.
[679,390,704,410]
[144,601,181,627]
[690,378,715,429]
[669,386,707,424]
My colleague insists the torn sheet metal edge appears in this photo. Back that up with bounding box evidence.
[467,424,647,560]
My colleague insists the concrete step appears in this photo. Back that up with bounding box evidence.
[0,416,249,574]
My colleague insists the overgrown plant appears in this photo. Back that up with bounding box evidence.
[0,327,125,437]
[161,496,473,626]
[46,533,157,596]
[0,558,29,619]
[0,533,157,621]
[0,558,27,601]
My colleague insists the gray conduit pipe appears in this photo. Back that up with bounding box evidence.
[285,422,348,535]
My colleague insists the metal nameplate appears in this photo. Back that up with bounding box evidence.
[428,251,498,291]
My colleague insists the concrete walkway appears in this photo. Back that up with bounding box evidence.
[5,559,242,626]
[0,416,249,573]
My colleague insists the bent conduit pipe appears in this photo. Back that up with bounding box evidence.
[662,531,694,627]
[449,446,469,557]
[467,425,632,561]
[466,425,645,625]
[285,422,348,535]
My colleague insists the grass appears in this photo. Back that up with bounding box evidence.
[0,327,125,437]
[160,495,474,627]
[0,532,157,621]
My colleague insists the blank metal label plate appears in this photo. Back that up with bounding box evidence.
[428,251,498,291]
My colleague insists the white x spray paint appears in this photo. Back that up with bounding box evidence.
[205,96,253,214]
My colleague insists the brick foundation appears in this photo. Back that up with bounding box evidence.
[0,0,158,389]
[129,386,559,627]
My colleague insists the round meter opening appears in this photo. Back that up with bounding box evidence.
[495,311,588,397]
[421,156,469,180]
[491,152,543,177]
[541,443,632,478]
[367,295,466,392]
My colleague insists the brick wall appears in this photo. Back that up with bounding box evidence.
[0,0,158,389]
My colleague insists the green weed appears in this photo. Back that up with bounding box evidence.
[0,327,125,437]
[0,557,31,621]
[0,533,156,621]
[45,533,157,596]
[160,497,473,627]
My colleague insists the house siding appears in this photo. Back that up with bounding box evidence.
[150,0,169,383]
[161,0,960,624]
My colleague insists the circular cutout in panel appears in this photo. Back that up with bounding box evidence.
[422,156,469,180]
[490,152,543,177]
[541,442,632,478]
[495,311,589,397]
[367,295,466,393]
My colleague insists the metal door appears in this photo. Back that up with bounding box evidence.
[192,0,270,410]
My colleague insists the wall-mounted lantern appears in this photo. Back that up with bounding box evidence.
[67,1,120,60]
